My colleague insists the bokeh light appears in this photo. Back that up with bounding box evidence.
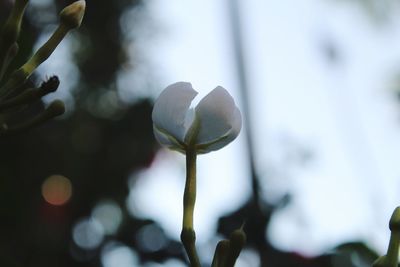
[142,259,186,267]
[41,175,72,206]
[135,224,168,253]
[101,242,139,267]
[72,218,105,250]
[92,200,123,235]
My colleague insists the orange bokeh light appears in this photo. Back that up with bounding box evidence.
[41,175,72,206]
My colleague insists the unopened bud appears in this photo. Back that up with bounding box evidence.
[389,206,400,231]
[2,100,65,135]
[224,226,247,267]
[47,100,65,117]
[59,0,86,29]
[229,227,246,251]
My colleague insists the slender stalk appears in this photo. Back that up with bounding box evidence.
[211,240,230,267]
[0,42,18,83]
[0,100,64,135]
[385,231,400,267]
[0,24,69,98]
[0,0,29,73]
[224,227,246,267]
[181,148,201,267]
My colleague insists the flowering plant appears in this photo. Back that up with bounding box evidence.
[152,82,400,267]
[153,82,245,267]
[0,0,85,136]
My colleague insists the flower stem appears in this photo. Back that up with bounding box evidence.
[0,24,69,98]
[181,148,201,267]
[385,230,400,267]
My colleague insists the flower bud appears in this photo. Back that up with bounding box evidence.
[47,100,65,117]
[1,100,65,135]
[59,0,86,29]
[229,227,246,252]
[224,226,247,267]
[389,206,400,231]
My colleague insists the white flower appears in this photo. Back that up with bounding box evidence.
[152,82,242,154]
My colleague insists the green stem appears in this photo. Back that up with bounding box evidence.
[0,42,18,83]
[0,24,69,98]
[386,231,400,267]
[181,148,201,267]
[20,24,69,75]
[0,0,28,73]
[211,240,230,267]
[0,100,64,135]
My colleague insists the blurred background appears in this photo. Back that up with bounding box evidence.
[1,0,400,266]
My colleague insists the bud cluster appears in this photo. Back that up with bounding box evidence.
[0,0,86,136]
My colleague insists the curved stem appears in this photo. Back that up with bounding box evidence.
[181,148,201,267]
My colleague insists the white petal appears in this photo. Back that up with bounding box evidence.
[194,86,241,148]
[153,125,185,153]
[152,82,198,143]
[196,107,242,154]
